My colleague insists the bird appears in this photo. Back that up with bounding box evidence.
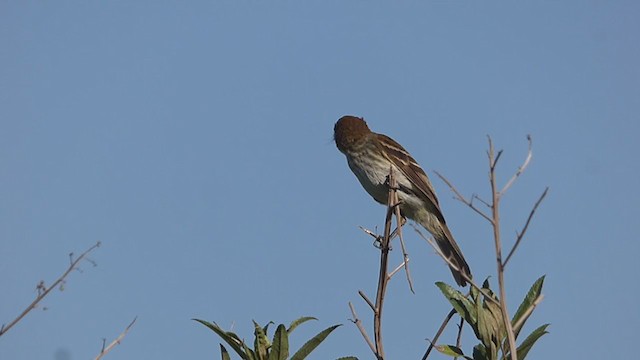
[334,115,471,286]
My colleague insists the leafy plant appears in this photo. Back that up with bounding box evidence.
[434,276,548,360]
[193,316,357,360]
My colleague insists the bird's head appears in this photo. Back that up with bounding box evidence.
[334,115,372,153]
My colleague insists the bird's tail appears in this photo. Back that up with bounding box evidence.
[434,225,472,287]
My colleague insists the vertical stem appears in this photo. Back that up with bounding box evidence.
[488,139,518,360]
[373,169,397,360]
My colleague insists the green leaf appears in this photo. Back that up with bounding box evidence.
[436,282,477,326]
[194,319,251,360]
[472,344,489,360]
[242,341,256,360]
[290,324,341,360]
[515,324,549,360]
[476,299,501,353]
[220,344,231,360]
[287,316,317,334]
[512,276,545,337]
[253,320,270,360]
[268,324,288,360]
[263,321,275,336]
[435,344,465,357]
[485,300,504,339]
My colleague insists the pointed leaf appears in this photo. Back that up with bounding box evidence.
[484,299,504,339]
[476,298,500,349]
[512,276,545,337]
[481,278,498,301]
[290,324,341,360]
[253,320,270,360]
[436,282,477,326]
[268,324,289,360]
[194,319,251,360]
[220,344,231,360]
[516,324,549,360]
[242,341,256,360]
[435,344,465,357]
[288,317,317,334]
[263,321,275,336]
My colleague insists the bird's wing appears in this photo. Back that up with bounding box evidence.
[375,133,447,223]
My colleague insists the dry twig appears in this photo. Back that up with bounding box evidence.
[413,225,501,307]
[499,135,533,197]
[349,302,376,355]
[433,135,547,360]
[351,168,409,360]
[487,137,519,360]
[503,187,549,267]
[434,170,493,223]
[512,294,545,333]
[94,317,138,360]
[0,242,101,337]
[422,308,456,360]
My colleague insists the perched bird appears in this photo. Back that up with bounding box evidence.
[334,115,471,286]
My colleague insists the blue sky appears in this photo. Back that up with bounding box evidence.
[1,1,638,359]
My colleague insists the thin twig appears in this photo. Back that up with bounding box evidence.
[358,290,376,312]
[359,226,380,240]
[372,168,399,360]
[487,137,518,360]
[94,317,137,360]
[454,316,464,360]
[413,225,501,307]
[503,187,549,268]
[472,194,492,208]
[422,308,456,360]
[500,135,533,197]
[393,190,415,293]
[349,302,376,355]
[359,220,405,248]
[389,259,410,279]
[434,170,493,223]
[0,242,101,337]
[512,294,544,333]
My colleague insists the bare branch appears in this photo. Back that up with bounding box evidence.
[493,149,504,170]
[472,194,491,208]
[358,290,375,312]
[455,316,464,360]
[512,294,545,333]
[389,258,410,279]
[434,170,493,223]
[413,225,500,307]
[349,302,376,356]
[370,168,401,360]
[0,242,101,337]
[503,187,549,268]
[499,135,533,197]
[359,226,380,240]
[487,137,518,360]
[421,309,457,360]
[393,192,415,293]
[94,317,137,360]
